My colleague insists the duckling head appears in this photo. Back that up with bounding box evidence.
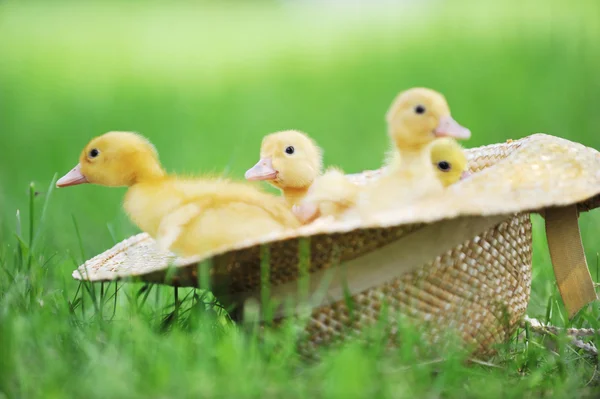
[386,88,471,150]
[56,131,165,188]
[245,130,323,191]
[430,138,469,187]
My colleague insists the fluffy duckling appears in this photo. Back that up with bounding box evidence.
[293,167,360,224]
[359,87,471,212]
[56,131,300,258]
[297,88,471,222]
[244,130,323,208]
[298,138,471,223]
[385,137,470,187]
[430,138,470,187]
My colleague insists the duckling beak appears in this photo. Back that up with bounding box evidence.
[460,170,472,180]
[245,158,278,181]
[434,116,471,140]
[56,163,89,188]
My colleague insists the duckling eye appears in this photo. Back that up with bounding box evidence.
[437,161,451,172]
[285,146,295,155]
[415,105,426,114]
[89,148,100,158]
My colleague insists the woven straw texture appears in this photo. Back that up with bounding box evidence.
[298,213,532,356]
[71,133,600,355]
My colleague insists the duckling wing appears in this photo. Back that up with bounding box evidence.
[172,179,300,228]
[292,202,319,224]
[155,203,202,252]
[300,168,360,221]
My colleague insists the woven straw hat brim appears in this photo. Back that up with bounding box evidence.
[72,133,600,284]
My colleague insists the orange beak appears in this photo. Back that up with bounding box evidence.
[56,163,89,188]
[434,116,471,140]
[245,158,278,181]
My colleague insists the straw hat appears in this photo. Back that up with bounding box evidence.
[73,133,600,356]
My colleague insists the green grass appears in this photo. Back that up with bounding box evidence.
[2,0,600,397]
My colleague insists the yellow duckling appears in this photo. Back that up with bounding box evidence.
[359,87,471,213]
[244,130,323,208]
[293,167,360,224]
[56,131,300,258]
[385,137,470,187]
[297,88,471,222]
[299,138,471,223]
[430,138,470,187]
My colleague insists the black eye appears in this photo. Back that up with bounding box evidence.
[89,148,100,158]
[437,161,451,172]
[415,105,426,114]
[285,146,295,155]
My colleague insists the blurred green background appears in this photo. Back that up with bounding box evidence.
[1,0,600,395]
[0,0,600,298]
[2,0,600,303]
[2,0,599,299]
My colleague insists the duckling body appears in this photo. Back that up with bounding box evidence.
[245,129,358,224]
[57,131,299,258]
[296,88,471,222]
[358,88,471,214]
[294,167,360,223]
[385,137,469,188]
[125,178,299,255]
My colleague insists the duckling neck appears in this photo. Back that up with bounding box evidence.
[123,166,169,237]
[282,187,309,207]
[394,145,432,177]
[133,163,167,185]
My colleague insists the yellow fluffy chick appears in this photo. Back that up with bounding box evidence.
[293,167,360,224]
[359,87,471,213]
[56,131,300,258]
[429,138,470,187]
[245,130,323,208]
[385,137,470,187]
